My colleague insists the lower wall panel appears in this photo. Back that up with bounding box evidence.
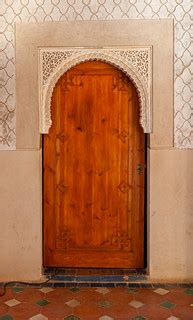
[0,149,193,281]
[149,149,193,281]
[0,150,43,281]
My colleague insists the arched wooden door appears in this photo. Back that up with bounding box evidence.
[43,61,145,268]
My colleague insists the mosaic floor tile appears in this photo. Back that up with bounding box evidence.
[185,288,193,295]
[160,301,176,309]
[69,287,80,293]
[64,316,80,320]
[8,302,40,319]
[107,303,138,318]
[41,302,72,318]
[96,288,110,295]
[0,301,8,311]
[135,288,164,305]
[65,299,80,307]
[129,300,144,309]
[98,300,112,308]
[72,288,102,303]
[138,303,172,319]
[15,288,44,303]
[104,288,133,306]
[36,299,50,306]
[4,299,20,307]
[172,305,193,318]
[74,303,105,318]
[154,288,170,295]
[12,287,24,293]
[0,316,13,320]
[127,288,138,293]
[166,288,192,307]
[45,287,72,304]
[1,285,193,319]
[38,287,54,294]
[29,314,48,320]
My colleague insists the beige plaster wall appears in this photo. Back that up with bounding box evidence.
[149,149,193,282]
[0,151,43,281]
[1,148,193,281]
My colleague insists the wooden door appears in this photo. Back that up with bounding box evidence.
[43,61,145,268]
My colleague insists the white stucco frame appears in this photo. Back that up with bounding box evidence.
[38,47,152,134]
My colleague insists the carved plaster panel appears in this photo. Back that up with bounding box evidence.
[0,1,192,149]
[38,47,152,134]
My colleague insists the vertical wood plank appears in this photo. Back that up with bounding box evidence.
[43,61,145,268]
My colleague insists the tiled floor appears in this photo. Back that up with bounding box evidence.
[0,286,193,319]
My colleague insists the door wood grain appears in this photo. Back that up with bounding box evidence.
[43,61,145,268]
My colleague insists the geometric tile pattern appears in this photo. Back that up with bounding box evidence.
[35,299,50,306]
[38,287,54,294]
[0,286,193,319]
[98,300,112,308]
[64,317,80,320]
[99,316,114,320]
[0,0,192,149]
[160,301,176,309]
[12,288,24,293]
[69,287,80,293]
[64,316,80,320]
[185,288,193,295]
[128,300,144,308]
[154,288,170,295]
[29,315,48,320]
[3,299,20,307]
[0,315,13,320]
[65,299,80,308]
[96,288,110,295]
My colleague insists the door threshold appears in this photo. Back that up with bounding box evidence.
[43,268,149,286]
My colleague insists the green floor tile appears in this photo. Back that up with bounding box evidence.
[64,316,80,320]
[127,288,138,294]
[160,301,176,309]
[36,299,50,306]
[98,300,112,308]
[0,315,13,320]
[12,287,24,293]
[69,287,80,293]
[185,288,193,295]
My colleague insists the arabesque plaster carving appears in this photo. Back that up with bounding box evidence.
[39,47,152,134]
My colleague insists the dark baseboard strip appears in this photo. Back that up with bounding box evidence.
[0,282,192,288]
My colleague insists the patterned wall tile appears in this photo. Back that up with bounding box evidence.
[0,0,192,149]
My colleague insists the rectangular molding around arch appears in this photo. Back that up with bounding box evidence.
[15,20,173,149]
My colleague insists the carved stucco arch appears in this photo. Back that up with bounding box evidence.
[39,47,152,133]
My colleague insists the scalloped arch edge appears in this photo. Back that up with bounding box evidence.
[38,47,152,134]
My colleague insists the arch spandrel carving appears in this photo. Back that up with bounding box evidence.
[38,47,152,134]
